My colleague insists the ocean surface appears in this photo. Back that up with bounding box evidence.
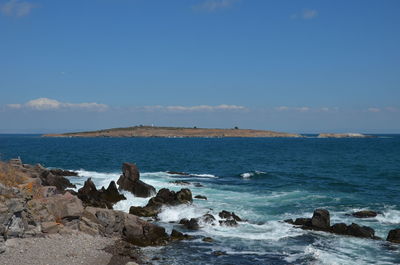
[1,134,400,265]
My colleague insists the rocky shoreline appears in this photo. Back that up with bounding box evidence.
[1,158,399,264]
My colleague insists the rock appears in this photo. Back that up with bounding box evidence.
[77,178,126,209]
[219,220,238,227]
[170,229,191,241]
[212,251,227,256]
[331,223,348,235]
[387,229,400,243]
[346,223,375,238]
[49,169,78,177]
[194,195,207,200]
[129,188,192,217]
[284,219,294,224]
[179,218,189,226]
[201,214,216,224]
[39,171,76,192]
[311,209,330,230]
[218,210,242,222]
[170,180,191,186]
[41,221,60,234]
[117,163,156,198]
[180,218,200,230]
[352,210,378,218]
[202,237,214,242]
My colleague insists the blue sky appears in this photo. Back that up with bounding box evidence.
[0,0,399,133]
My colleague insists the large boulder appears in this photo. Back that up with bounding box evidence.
[117,163,156,198]
[81,207,169,246]
[129,188,192,217]
[386,229,400,243]
[352,210,378,218]
[311,209,330,230]
[346,223,376,239]
[39,170,75,192]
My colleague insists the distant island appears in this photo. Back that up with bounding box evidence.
[43,126,303,138]
[317,133,373,138]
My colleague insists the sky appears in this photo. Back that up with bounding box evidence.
[0,0,399,133]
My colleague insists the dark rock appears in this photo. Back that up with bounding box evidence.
[346,223,375,238]
[170,229,192,241]
[202,237,214,242]
[294,218,312,226]
[187,218,200,230]
[49,169,78,177]
[39,170,76,192]
[129,188,192,217]
[194,195,207,200]
[212,251,227,256]
[311,209,330,230]
[352,210,378,218]
[387,229,400,243]
[331,223,348,235]
[218,210,242,222]
[77,178,126,209]
[170,180,191,186]
[179,218,190,226]
[219,219,238,227]
[117,163,156,198]
[201,214,216,224]
[284,219,294,224]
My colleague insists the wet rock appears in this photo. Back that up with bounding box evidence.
[179,218,189,226]
[294,218,312,226]
[218,210,242,222]
[202,237,214,242]
[212,251,227,256]
[194,195,207,200]
[170,180,191,186]
[117,163,156,198]
[346,223,375,239]
[284,219,294,224]
[352,210,378,218]
[129,188,192,217]
[219,219,238,227]
[311,209,330,230]
[101,181,126,204]
[187,218,200,230]
[170,229,192,241]
[387,229,400,243]
[331,223,348,235]
[201,214,216,224]
[49,169,78,177]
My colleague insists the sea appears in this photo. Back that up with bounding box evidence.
[0,134,399,265]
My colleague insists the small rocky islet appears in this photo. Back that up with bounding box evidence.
[0,158,399,265]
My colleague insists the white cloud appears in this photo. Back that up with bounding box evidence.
[292,8,318,20]
[7,98,109,112]
[0,0,35,17]
[193,0,239,12]
[275,106,290,111]
[368,107,381,113]
[142,104,246,112]
[275,106,310,112]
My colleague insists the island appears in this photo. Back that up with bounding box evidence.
[43,126,303,138]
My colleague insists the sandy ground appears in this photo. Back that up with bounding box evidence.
[0,233,115,265]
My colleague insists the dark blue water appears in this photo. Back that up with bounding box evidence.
[1,134,400,264]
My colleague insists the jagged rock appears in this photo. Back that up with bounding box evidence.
[194,195,207,200]
[77,178,126,209]
[387,229,400,243]
[180,218,200,230]
[201,214,216,224]
[49,169,78,177]
[129,188,192,217]
[39,171,75,192]
[352,210,378,218]
[218,210,242,222]
[117,163,156,198]
[311,209,330,230]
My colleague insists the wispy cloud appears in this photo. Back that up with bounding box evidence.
[367,107,381,113]
[291,8,318,20]
[6,98,109,112]
[275,106,311,112]
[193,0,239,12]
[0,0,35,17]
[141,104,246,112]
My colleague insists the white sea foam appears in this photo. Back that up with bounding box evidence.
[240,172,253,178]
[376,207,400,225]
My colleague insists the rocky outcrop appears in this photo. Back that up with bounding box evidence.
[387,229,400,243]
[76,178,126,209]
[351,210,378,218]
[129,188,193,217]
[194,195,207,200]
[286,209,379,239]
[117,163,156,198]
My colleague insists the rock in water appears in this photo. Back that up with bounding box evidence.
[387,229,400,243]
[352,210,378,218]
[117,163,156,198]
[311,209,330,230]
